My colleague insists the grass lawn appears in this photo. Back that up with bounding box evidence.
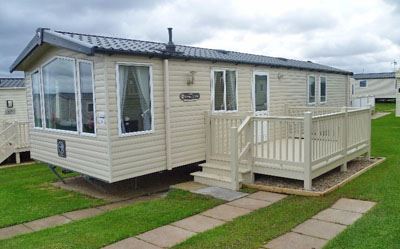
[172,103,400,249]
[0,163,104,228]
[0,190,223,249]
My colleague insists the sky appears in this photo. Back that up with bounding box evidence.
[1,0,400,77]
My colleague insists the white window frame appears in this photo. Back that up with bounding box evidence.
[307,75,316,105]
[31,56,96,136]
[116,62,154,137]
[319,75,327,104]
[77,59,96,137]
[30,69,45,129]
[252,71,269,116]
[211,68,239,113]
[359,80,367,88]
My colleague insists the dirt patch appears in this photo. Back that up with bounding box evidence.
[253,157,383,194]
[52,164,200,202]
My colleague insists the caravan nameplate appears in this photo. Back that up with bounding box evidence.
[179,92,200,102]
[57,139,66,158]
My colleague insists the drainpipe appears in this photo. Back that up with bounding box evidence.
[163,59,172,170]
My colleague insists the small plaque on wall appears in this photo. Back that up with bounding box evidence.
[179,92,200,102]
[57,139,66,158]
[5,108,15,115]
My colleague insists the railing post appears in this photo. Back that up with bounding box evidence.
[247,117,254,183]
[14,121,20,149]
[303,112,312,190]
[341,107,348,172]
[283,103,289,116]
[230,127,239,190]
[204,111,211,161]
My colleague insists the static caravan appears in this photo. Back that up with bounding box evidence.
[352,72,397,102]
[0,78,30,164]
[10,28,371,190]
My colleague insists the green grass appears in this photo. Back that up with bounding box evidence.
[0,190,223,249]
[0,163,104,228]
[172,103,400,249]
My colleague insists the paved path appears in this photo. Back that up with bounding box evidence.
[103,191,287,249]
[0,194,162,240]
[372,112,390,119]
[264,198,376,249]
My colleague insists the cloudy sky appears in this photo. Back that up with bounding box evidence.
[1,0,400,77]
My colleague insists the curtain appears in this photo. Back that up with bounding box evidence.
[132,66,151,131]
[119,66,130,133]
[225,70,237,111]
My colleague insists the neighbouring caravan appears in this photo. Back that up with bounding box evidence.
[0,78,27,124]
[0,78,30,164]
[352,72,397,101]
[9,28,371,190]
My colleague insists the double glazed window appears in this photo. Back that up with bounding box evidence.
[320,76,327,103]
[117,64,153,135]
[31,57,95,134]
[359,80,367,88]
[254,73,268,113]
[307,76,316,104]
[213,70,237,111]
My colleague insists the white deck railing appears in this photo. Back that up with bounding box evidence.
[351,95,375,109]
[205,106,372,190]
[0,121,30,163]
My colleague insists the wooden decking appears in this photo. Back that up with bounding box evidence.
[0,121,30,164]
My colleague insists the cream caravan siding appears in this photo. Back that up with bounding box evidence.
[105,55,167,182]
[166,60,348,171]
[354,78,396,99]
[0,88,28,123]
[24,47,111,181]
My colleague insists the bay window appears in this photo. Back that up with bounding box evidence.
[213,69,237,111]
[42,57,77,131]
[117,64,153,135]
[78,61,95,134]
[320,76,327,103]
[31,71,42,127]
[32,56,95,134]
[307,75,316,104]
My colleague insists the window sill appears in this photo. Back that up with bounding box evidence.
[119,130,154,137]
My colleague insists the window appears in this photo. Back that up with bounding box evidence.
[78,61,95,134]
[212,69,237,111]
[42,58,77,131]
[307,75,316,104]
[31,71,42,127]
[320,76,327,103]
[31,56,96,135]
[254,73,268,113]
[117,64,153,135]
[360,80,367,88]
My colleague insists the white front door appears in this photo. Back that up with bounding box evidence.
[253,72,269,142]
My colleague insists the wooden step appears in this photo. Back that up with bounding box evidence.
[191,171,235,189]
[199,162,251,174]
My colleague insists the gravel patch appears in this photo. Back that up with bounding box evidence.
[255,158,379,192]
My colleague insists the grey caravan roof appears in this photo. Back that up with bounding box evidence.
[10,28,352,75]
[353,72,395,80]
[0,78,24,88]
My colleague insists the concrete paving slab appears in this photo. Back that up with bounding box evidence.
[0,224,32,240]
[63,208,105,220]
[24,215,71,231]
[103,237,162,249]
[193,186,248,201]
[292,219,346,240]
[202,204,252,221]
[172,181,208,192]
[172,214,225,233]
[265,232,327,249]
[227,197,272,210]
[313,208,363,225]
[136,225,195,248]
[247,192,287,203]
[97,201,132,211]
[331,198,376,214]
